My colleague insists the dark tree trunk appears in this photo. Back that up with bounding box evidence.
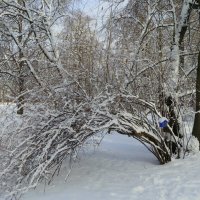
[17,76,24,115]
[16,3,25,115]
[192,51,200,144]
[164,96,181,156]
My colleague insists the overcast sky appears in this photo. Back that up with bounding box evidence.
[73,0,101,18]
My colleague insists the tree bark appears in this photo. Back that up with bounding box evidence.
[16,0,25,115]
[17,75,24,115]
[192,51,200,144]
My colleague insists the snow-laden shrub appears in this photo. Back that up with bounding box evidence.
[0,92,174,199]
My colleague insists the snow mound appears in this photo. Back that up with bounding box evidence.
[187,136,199,153]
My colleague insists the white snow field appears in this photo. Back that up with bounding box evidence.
[21,133,200,200]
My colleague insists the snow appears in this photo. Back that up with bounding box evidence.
[0,104,199,200]
[187,136,199,153]
[19,133,200,200]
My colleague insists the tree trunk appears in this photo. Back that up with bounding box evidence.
[17,77,24,115]
[192,51,200,144]
[17,1,24,115]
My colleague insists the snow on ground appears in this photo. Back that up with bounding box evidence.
[21,133,200,200]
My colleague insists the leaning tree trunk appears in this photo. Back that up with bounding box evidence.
[192,51,200,144]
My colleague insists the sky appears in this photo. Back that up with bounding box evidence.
[71,0,111,37]
[73,0,101,18]
[73,0,129,26]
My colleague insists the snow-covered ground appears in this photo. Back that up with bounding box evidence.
[21,133,200,200]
